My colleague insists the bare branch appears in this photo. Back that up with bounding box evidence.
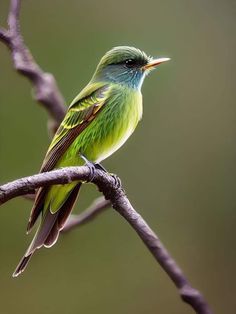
[0,167,212,314]
[8,0,20,34]
[62,197,111,232]
[0,0,66,127]
[0,28,10,43]
[0,166,89,205]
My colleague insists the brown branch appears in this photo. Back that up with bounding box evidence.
[0,166,89,205]
[0,0,66,129]
[0,167,212,314]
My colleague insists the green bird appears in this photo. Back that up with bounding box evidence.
[13,46,169,277]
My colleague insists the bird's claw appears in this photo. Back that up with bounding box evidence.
[79,153,121,188]
[87,162,96,182]
[110,173,122,189]
[80,154,96,182]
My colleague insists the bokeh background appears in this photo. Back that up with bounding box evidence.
[0,0,236,313]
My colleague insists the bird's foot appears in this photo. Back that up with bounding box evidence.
[80,154,96,182]
[110,173,122,189]
[79,154,122,188]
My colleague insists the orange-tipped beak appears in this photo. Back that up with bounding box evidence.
[143,57,170,70]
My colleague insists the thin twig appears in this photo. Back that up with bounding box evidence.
[22,193,36,201]
[0,167,212,314]
[0,0,66,129]
[62,196,111,232]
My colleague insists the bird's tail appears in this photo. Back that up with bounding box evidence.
[13,183,81,277]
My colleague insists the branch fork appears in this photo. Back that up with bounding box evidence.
[0,0,66,129]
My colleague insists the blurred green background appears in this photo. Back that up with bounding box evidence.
[0,0,236,313]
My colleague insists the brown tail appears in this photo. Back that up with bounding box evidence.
[13,183,81,277]
[27,187,48,233]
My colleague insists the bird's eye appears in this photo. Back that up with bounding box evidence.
[125,59,136,68]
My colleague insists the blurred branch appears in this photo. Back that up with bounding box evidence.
[62,196,111,232]
[0,0,66,131]
[0,167,212,314]
[22,192,36,201]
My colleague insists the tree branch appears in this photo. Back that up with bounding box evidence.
[0,28,10,43]
[0,167,212,314]
[0,0,66,129]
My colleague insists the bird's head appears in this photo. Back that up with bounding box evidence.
[92,46,170,90]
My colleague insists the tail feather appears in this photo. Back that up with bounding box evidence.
[44,221,60,248]
[58,183,82,230]
[27,187,48,233]
[13,210,59,277]
[12,254,33,278]
[44,183,81,247]
[13,183,81,277]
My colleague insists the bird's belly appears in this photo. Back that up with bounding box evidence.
[93,123,135,163]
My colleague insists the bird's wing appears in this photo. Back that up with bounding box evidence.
[27,82,110,231]
[40,82,110,172]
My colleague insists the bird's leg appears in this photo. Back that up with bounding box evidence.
[79,154,96,182]
[80,154,105,177]
[79,154,121,188]
[94,162,108,173]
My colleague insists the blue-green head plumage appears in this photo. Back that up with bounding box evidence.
[91,46,170,90]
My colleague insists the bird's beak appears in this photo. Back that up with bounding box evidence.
[143,57,170,70]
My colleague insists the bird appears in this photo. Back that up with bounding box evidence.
[13,46,170,277]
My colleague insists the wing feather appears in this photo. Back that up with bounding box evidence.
[28,82,110,230]
[41,82,110,172]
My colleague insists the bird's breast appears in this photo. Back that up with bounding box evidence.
[78,88,143,163]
